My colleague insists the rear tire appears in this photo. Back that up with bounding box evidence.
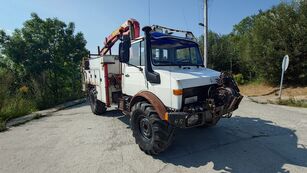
[88,88,107,115]
[130,101,174,155]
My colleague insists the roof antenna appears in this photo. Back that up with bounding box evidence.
[182,8,188,31]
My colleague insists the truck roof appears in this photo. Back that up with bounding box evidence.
[131,31,198,45]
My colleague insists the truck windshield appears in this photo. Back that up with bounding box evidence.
[151,37,203,66]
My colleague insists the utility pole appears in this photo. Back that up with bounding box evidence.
[198,0,209,67]
[204,0,208,68]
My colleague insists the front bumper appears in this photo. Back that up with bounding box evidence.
[167,95,243,128]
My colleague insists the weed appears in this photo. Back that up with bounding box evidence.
[0,95,37,123]
[0,120,6,132]
[276,98,307,108]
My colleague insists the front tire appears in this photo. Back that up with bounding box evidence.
[130,101,174,155]
[88,88,107,115]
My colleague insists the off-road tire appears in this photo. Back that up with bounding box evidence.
[88,88,107,115]
[130,101,175,155]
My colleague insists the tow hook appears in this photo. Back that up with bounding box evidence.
[223,112,233,118]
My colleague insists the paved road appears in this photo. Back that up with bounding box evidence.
[1,98,307,173]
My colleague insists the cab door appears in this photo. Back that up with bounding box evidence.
[122,41,147,96]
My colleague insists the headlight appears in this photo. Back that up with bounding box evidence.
[184,96,198,104]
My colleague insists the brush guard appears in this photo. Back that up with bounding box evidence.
[167,72,243,128]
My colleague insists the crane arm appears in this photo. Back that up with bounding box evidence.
[100,19,140,56]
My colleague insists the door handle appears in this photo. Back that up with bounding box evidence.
[125,74,130,77]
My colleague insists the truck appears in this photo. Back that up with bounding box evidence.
[82,19,243,155]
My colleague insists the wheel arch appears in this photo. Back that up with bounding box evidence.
[129,91,167,120]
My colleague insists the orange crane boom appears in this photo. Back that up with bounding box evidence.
[96,19,140,107]
[100,19,140,56]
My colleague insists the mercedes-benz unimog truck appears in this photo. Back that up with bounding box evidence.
[82,19,243,155]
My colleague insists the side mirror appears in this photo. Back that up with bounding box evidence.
[119,35,131,63]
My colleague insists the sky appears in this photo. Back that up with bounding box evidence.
[0,0,285,52]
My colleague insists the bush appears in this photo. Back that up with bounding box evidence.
[0,120,5,132]
[234,73,245,85]
[0,68,36,123]
[0,95,37,122]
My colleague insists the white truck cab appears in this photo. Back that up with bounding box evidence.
[82,24,243,155]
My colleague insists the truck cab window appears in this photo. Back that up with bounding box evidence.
[152,48,170,65]
[129,42,140,66]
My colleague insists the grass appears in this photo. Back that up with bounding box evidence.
[239,83,276,97]
[0,68,84,131]
[0,96,37,130]
[276,98,307,108]
[0,94,83,131]
[0,120,6,132]
[239,81,307,97]
[238,79,307,108]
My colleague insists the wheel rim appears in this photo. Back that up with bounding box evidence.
[90,94,95,103]
[139,116,152,140]
[90,91,95,104]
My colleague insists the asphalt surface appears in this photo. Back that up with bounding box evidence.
[1,98,307,173]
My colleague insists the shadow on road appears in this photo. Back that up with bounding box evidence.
[155,116,307,173]
[95,106,307,172]
[63,102,89,110]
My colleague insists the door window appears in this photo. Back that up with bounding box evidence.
[129,42,140,66]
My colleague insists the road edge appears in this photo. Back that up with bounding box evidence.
[4,98,87,129]
[246,96,268,104]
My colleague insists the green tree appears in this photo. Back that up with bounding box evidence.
[234,2,307,85]
[199,31,240,74]
[0,30,9,68]
[3,13,88,108]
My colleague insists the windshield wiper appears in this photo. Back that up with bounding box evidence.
[177,63,200,67]
[127,63,143,71]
